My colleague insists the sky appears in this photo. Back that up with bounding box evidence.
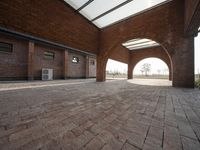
[106,32,200,75]
[195,32,200,74]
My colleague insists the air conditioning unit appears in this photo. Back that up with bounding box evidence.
[42,68,53,80]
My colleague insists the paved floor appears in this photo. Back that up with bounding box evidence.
[0,79,94,91]
[0,79,200,150]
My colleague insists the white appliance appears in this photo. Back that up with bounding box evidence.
[42,68,53,80]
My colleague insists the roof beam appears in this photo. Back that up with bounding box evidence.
[77,0,94,11]
[91,0,134,22]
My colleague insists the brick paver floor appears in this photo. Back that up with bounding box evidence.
[0,79,200,150]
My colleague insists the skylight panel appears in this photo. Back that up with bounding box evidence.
[94,0,169,28]
[129,43,159,50]
[122,39,160,51]
[122,39,151,46]
[64,0,89,9]
[126,41,158,48]
[80,0,126,20]
[63,0,171,28]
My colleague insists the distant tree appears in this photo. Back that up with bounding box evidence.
[141,63,151,76]
[140,69,144,75]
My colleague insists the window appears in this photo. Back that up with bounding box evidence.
[44,51,55,60]
[0,42,13,53]
[72,56,79,63]
[90,60,95,65]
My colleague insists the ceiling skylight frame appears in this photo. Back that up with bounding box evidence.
[64,0,172,28]
[77,0,94,11]
[122,39,160,51]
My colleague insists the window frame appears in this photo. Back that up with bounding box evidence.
[0,42,13,53]
[72,56,79,64]
[90,60,95,65]
[44,51,55,60]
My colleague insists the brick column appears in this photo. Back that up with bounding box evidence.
[63,50,69,79]
[128,51,133,79]
[128,65,133,79]
[85,56,89,78]
[96,55,107,82]
[169,67,172,81]
[172,37,194,88]
[27,41,34,80]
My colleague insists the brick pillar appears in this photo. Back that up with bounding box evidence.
[63,50,69,79]
[128,51,133,79]
[96,55,106,82]
[27,41,34,80]
[128,65,133,79]
[172,37,194,88]
[169,67,172,81]
[85,56,89,78]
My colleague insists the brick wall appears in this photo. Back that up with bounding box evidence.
[68,52,86,78]
[34,44,64,80]
[0,33,96,80]
[109,46,129,64]
[0,35,28,80]
[0,0,99,54]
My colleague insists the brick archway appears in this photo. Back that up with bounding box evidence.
[128,46,172,81]
[97,37,173,83]
[97,0,194,87]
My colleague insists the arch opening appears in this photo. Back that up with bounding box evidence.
[130,58,172,86]
[195,31,200,83]
[133,58,169,79]
[106,59,127,80]
[97,38,173,84]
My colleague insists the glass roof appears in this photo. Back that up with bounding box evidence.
[80,0,126,20]
[64,0,171,28]
[122,39,160,50]
[64,0,89,10]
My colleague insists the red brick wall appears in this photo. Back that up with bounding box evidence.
[68,52,86,78]
[0,35,28,80]
[0,34,96,80]
[33,44,64,79]
[109,46,129,64]
[0,0,99,53]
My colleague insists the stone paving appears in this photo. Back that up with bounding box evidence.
[0,79,200,150]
